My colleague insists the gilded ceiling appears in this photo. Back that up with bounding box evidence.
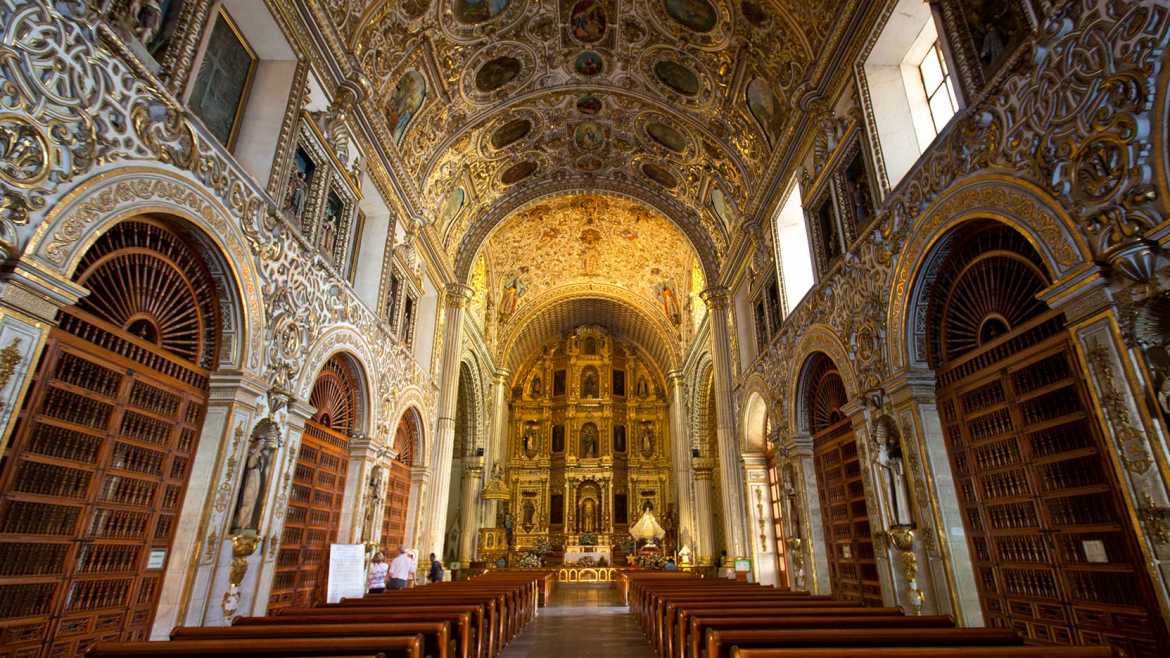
[468,194,701,363]
[313,0,858,277]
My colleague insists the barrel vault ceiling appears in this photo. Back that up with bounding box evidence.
[311,0,861,279]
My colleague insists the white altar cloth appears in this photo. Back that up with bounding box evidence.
[563,545,612,566]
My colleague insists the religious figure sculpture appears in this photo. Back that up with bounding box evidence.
[522,422,539,458]
[629,506,666,546]
[640,423,654,458]
[582,369,599,398]
[522,500,536,527]
[230,419,280,534]
[636,376,650,399]
[580,497,598,533]
[1158,375,1170,419]
[361,466,385,543]
[874,415,912,527]
[284,170,308,219]
[580,423,598,458]
[125,0,164,46]
[530,376,542,398]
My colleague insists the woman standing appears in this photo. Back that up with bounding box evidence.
[367,552,388,594]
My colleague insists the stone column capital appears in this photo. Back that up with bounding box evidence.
[445,283,475,308]
[700,287,732,311]
[492,368,513,385]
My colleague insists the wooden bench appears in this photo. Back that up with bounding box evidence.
[171,622,451,658]
[729,648,1116,658]
[706,628,1021,658]
[87,635,424,658]
[275,605,489,658]
[236,611,473,658]
[684,615,955,658]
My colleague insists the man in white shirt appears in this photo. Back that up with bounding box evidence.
[388,546,414,590]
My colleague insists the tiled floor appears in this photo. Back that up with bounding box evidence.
[500,584,656,658]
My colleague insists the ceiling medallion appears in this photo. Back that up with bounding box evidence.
[501,161,538,185]
[454,0,511,25]
[575,51,605,77]
[642,162,678,188]
[576,94,603,115]
[476,56,522,92]
[653,60,700,96]
[664,0,718,33]
[570,0,607,44]
[646,122,687,153]
[574,122,606,151]
[387,70,426,145]
[491,118,533,150]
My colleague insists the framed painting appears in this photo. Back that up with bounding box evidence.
[188,7,256,149]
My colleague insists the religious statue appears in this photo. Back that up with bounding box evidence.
[362,466,385,542]
[230,419,280,534]
[979,21,1006,67]
[580,423,598,458]
[503,510,515,548]
[530,376,542,398]
[1158,375,1170,419]
[580,497,597,533]
[582,369,599,398]
[522,422,539,458]
[636,376,650,399]
[522,500,536,527]
[284,170,308,219]
[640,423,654,458]
[629,506,666,546]
[125,0,164,46]
[874,414,912,526]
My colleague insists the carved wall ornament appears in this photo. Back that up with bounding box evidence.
[1087,343,1154,475]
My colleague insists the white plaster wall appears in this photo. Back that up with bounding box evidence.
[233,60,296,185]
[354,173,393,309]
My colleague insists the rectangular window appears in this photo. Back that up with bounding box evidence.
[919,42,958,135]
[612,370,626,397]
[553,370,566,396]
[401,295,416,347]
[550,494,564,525]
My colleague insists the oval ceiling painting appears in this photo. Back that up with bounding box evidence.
[491,118,532,149]
[501,161,538,185]
[654,60,700,96]
[574,121,606,151]
[665,0,717,33]
[642,162,678,188]
[439,186,466,227]
[740,1,769,27]
[387,70,426,145]
[646,122,687,153]
[476,56,522,92]
[746,77,781,146]
[570,0,607,43]
[576,95,603,115]
[575,51,604,76]
[454,0,510,25]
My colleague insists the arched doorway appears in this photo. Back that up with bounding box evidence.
[743,390,786,587]
[381,409,419,556]
[925,222,1162,655]
[804,353,881,605]
[269,354,362,610]
[0,219,222,655]
[443,364,476,564]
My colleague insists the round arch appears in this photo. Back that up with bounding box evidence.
[687,351,715,455]
[786,325,859,435]
[740,374,772,455]
[299,327,380,438]
[26,164,266,373]
[387,396,429,468]
[887,175,1092,372]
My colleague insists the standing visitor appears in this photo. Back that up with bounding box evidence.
[428,552,444,583]
[388,547,413,590]
[367,552,388,593]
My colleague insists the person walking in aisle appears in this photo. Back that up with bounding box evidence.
[367,552,388,593]
[428,552,443,583]
[388,546,413,590]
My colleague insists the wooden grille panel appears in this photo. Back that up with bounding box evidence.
[938,324,1161,656]
[381,415,416,555]
[0,334,207,658]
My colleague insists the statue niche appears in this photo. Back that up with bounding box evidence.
[522,420,541,459]
[230,419,281,535]
[580,422,599,458]
[581,366,599,398]
[577,482,601,533]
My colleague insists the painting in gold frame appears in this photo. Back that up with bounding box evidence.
[188,6,257,149]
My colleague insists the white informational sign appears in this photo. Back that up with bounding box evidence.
[1082,540,1109,564]
[327,543,367,603]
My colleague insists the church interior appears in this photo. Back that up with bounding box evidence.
[0,0,1169,656]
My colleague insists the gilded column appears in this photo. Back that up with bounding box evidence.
[483,368,511,528]
[691,458,716,565]
[667,370,698,557]
[458,458,484,563]
[702,287,750,562]
[426,284,474,561]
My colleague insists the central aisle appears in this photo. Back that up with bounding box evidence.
[500,583,656,658]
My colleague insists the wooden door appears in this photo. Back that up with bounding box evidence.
[807,356,881,606]
[0,220,218,657]
[268,356,356,610]
[380,415,415,555]
[930,224,1164,656]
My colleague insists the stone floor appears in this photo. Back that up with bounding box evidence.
[500,584,655,658]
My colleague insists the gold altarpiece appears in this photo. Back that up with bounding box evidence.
[504,326,673,557]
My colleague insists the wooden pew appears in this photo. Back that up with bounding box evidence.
[730,648,1116,658]
[684,615,955,658]
[87,635,424,658]
[235,611,473,658]
[170,622,451,658]
[346,592,506,652]
[706,628,1021,658]
[274,605,488,658]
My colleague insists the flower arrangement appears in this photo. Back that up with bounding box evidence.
[618,537,636,553]
[532,540,554,556]
[638,554,668,570]
[579,532,598,546]
[517,551,543,568]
